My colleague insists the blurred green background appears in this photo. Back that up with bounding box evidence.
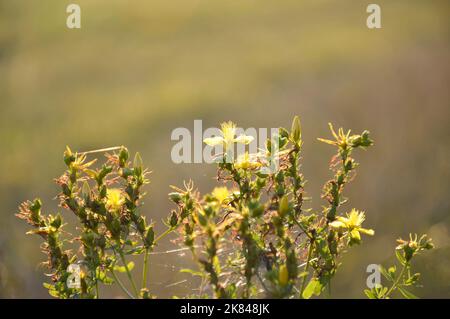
[0,0,449,298]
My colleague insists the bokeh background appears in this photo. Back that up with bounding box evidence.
[0,0,449,298]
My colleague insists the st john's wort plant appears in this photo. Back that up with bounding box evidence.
[365,233,434,299]
[17,116,433,299]
[17,146,180,298]
[169,117,432,299]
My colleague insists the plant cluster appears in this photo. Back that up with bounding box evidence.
[17,117,433,299]
[365,234,433,299]
[17,146,179,298]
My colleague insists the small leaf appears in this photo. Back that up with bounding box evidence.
[114,261,135,273]
[395,250,406,266]
[364,289,376,299]
[398,287,418,299]
[180,268,205,277]
[302,278,322,299]
[379,265,393,281]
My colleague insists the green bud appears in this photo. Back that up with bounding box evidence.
[140,288,151,299]
[168,192,182,204]
[279,196,290,218]
[81,181,91,201]
[170,211,179,227]
[266,139,272,153]
[29,199,42,223]
[63,146,76,167]
[279,127,289,139]
[290,116,301,143]
[133,152,143,170]
[136,216,146,234]
[344,158,354,171]
[360,130,373,147]
[50,214,62,229]
[118,146,129,167]
[144,226,154,248]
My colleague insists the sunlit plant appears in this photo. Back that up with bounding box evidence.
[17,146,179,299]
[169,116,433,299]
[17,116,433,299]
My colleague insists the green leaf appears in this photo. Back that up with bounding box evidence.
[96,269,114,284]
[114,261,135,273]
[180,268,205,277]
[364,289,376,299]
[298,271,309,278]
[398,287,418,299]
[302,278,323,299]
[395,250,406,266]
[379,265,393,281]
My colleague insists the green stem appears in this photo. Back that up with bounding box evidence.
[117,248,139,297]
[95,280,99,299]
[110,269,135,299]
[155,227,173,244]
[299,241,314,298]
[294,219,313,240]
[142,248,149,290]
[385,263,408,298]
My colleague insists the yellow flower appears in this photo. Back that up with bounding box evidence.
[203,121,254,151]
[317,123,351,149]
[329,209,374,244]
[106,189,125,212]
[234,152,262,170]
[212,187,230,205]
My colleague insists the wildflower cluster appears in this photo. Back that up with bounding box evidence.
[169,116,377,298]
[17,116,434,299]
[365,234,434,299]
[17,146,179,298]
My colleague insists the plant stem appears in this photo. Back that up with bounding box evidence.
[117,248,139,297]
[299,241,314,298]
[110,269,135,299]
[155,227,173,244]
[95,280,99,299]
[142,248,149,290]
[385,263,407,298]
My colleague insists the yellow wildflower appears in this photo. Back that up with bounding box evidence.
[212,187,230,205]
[203,121,254,152]
[106,189,125,212]
[234,152,261,170]
[330,209,374,245]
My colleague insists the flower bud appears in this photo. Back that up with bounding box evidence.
[63,146,76,167]
[144,226,154,248]
[279,264,289,286]
[133,152,143,176]
[30,199,42,223]
[290,116,301,144]
[136,216,146,234]
[168,192,182,204]
[278,196,290,218]
[81,181,91,202]
[118,146,129,167]
[169,210,179,227]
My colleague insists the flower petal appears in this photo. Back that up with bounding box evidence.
[204,136,224,146]
[234,135,254,144]
[359,228,375,236]
[350,229,361,241]
[329,220,346,229]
